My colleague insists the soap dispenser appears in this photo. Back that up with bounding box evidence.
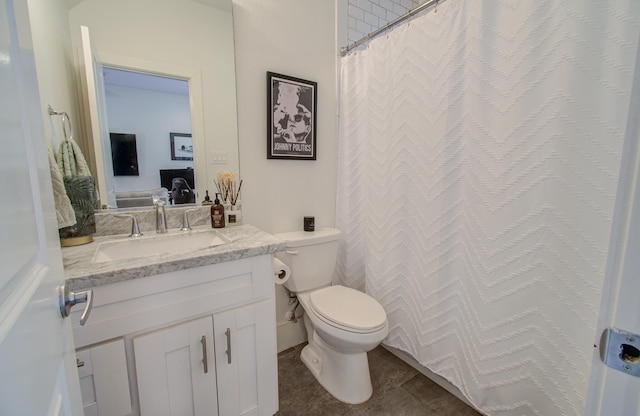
[202,190,213,206]
[211,193,225,228]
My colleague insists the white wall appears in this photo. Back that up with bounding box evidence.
[233,0,338,349]
[26,0,80,151]
[105,85,192,193]
[234,0,337,234]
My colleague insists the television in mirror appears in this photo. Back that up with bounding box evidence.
[110,133,139,176]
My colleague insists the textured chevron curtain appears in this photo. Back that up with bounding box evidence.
[336,1,640,415]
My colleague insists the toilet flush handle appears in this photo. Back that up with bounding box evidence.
[285,249,299,255]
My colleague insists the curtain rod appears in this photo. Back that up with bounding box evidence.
[340,0,446,56]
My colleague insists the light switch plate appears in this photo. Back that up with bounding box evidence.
[210,152,228,164]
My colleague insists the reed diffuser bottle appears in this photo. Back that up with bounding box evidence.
[214,171,243,225]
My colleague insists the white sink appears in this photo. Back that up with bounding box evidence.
[92,230,231,263]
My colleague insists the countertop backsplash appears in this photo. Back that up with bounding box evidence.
[94,205,211,236]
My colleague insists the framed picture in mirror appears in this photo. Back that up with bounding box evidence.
[267,72,317,160]
[170,132,193,161]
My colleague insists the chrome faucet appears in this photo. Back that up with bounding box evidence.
[155,200,168,234]
[115,214,143,237]
[180,209,198,232]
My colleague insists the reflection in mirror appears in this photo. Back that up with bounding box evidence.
[102,67,195,208]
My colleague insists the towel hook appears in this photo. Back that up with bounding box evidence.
[48,104,73,141]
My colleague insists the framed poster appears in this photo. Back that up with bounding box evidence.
[267,72,317,160]
[170,132,193,161]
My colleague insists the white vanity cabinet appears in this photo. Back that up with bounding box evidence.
[76,339,132,416]
[70,254,278,416]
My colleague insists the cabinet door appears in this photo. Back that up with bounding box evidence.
[76,339,132,416]
[134,316,217,416]
[214,300,278,416]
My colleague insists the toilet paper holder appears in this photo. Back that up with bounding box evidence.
[273,258,291,285]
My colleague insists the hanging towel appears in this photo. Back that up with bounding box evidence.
[56,138,97,241]
[48,146,76,229]
[57,138,91,177]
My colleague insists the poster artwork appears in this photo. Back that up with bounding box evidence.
[267,72,317,160]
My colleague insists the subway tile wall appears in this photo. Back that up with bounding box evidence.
[347,0,422,45]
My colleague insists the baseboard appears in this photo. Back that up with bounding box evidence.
[382,344,483,414]
[276,318,307,353]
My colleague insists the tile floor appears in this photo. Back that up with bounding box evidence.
[276,343,482,416]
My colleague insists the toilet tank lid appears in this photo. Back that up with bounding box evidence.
[273,227,341,247]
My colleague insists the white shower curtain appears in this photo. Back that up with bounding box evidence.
[336,1,640,415]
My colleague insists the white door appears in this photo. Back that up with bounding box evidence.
[0,0,82,415]
[133,316,218,416]
[585,31,640,416]
[76,340,131,416]
[214,301,278,416]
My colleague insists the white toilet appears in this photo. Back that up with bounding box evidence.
[275,228,388,404]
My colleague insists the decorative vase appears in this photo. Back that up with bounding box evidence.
[59,176,97,246]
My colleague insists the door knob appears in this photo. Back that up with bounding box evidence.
[59,285,93,326]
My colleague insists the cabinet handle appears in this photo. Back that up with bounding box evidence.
[76,358,85,368]
[225,328,232,364]
[201,335,208,374]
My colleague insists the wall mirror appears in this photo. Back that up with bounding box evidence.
[68,0,239,209]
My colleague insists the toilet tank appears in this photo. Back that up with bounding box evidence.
[274,228,341,293]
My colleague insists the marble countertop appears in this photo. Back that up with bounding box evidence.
[62,224,286,291]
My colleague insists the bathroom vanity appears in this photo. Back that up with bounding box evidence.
[62,224,285,416]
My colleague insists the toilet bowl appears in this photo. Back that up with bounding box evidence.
[296,286,388,404]
[274,228,389,404]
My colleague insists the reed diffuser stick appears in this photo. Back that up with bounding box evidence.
[232,180,243,206]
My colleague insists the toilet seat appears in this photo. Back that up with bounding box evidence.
[308,286,387,334]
